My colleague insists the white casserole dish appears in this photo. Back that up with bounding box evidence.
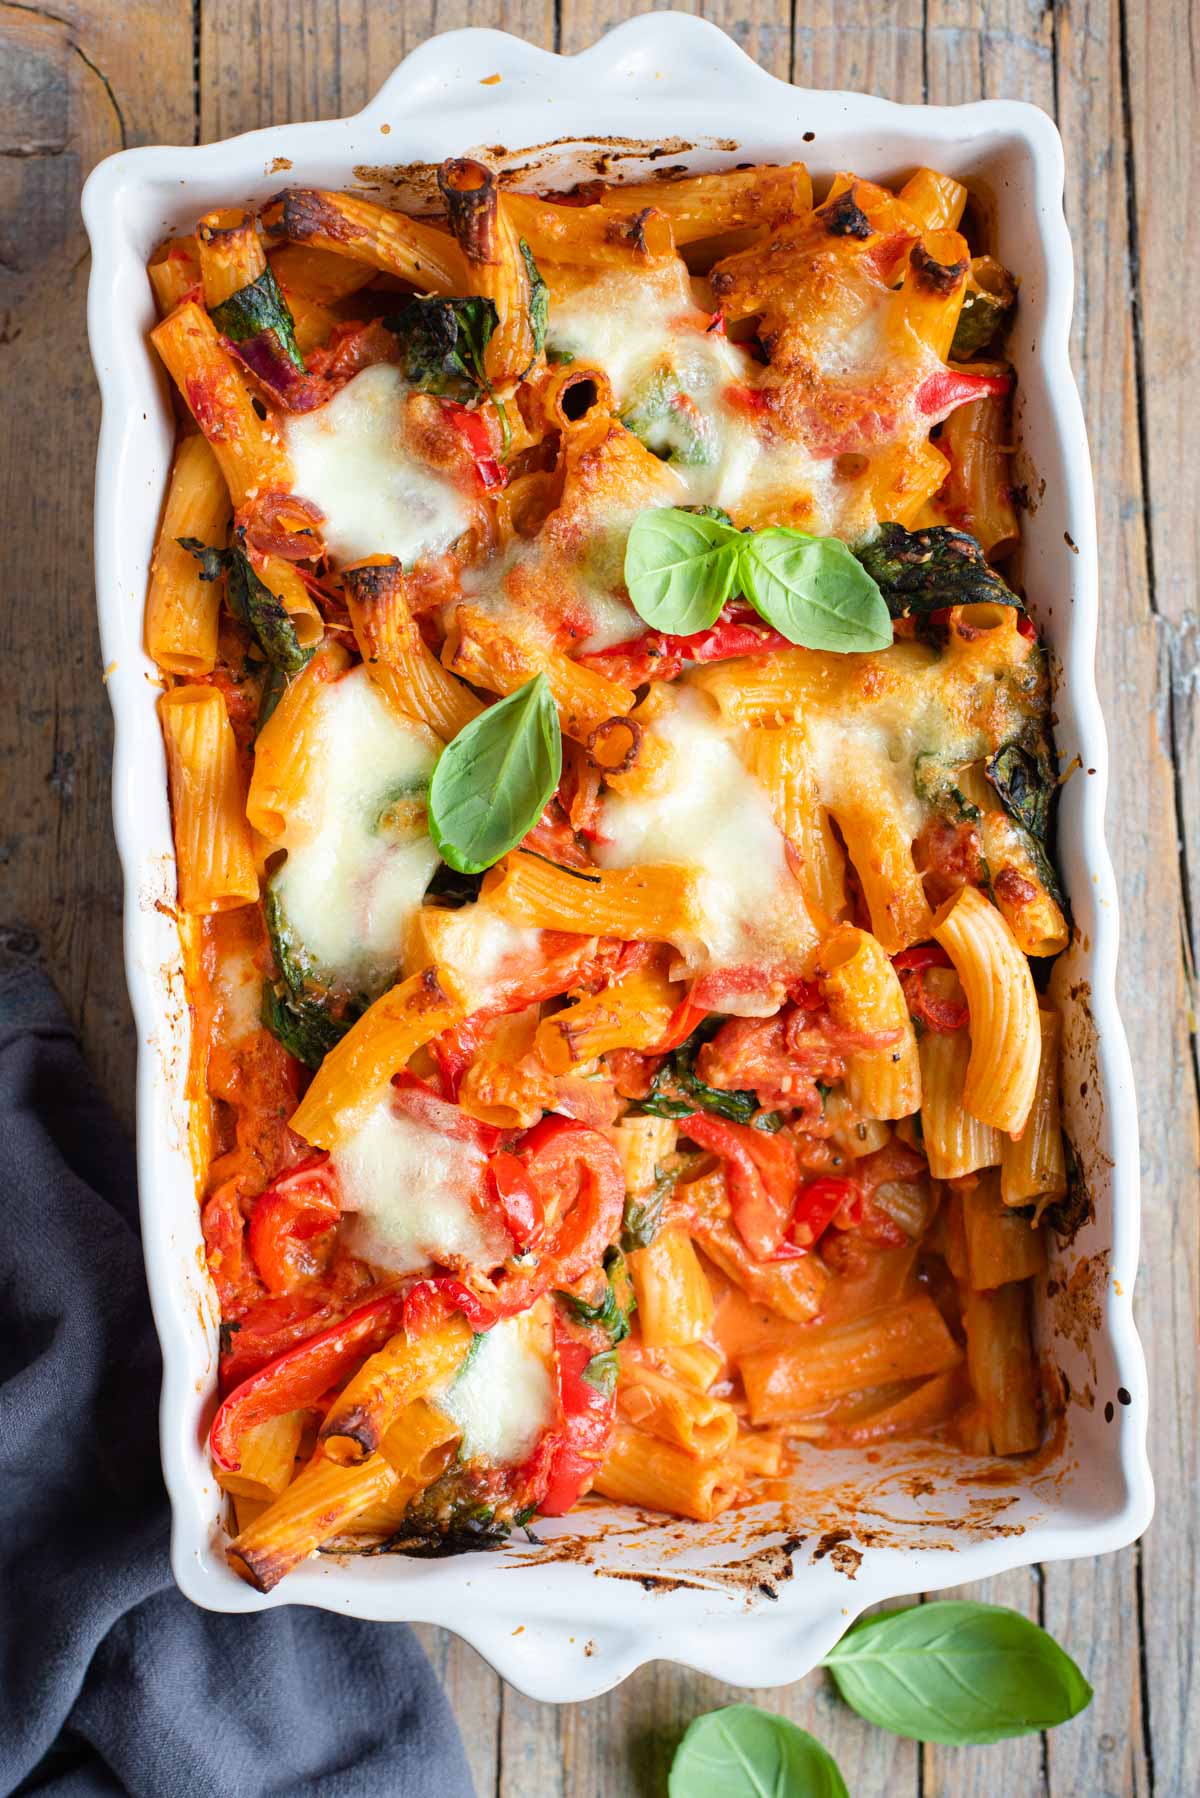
[82,13,1153,1701]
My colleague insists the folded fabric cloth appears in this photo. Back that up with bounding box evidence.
[0,950,474,1798]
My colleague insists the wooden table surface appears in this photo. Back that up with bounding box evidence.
[1,1,1194,1792]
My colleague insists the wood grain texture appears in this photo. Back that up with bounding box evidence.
[1,0,1192,1791]
[0,0,193,1132]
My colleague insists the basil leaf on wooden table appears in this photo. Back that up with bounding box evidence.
[669,1705,849,1798]
[821,1601,1093,1745]
[428,674,562,874]
[740,526,892,651]
[623,507,743,633]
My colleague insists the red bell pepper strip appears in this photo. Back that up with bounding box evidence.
[441,399,505,491]
[485,1150,545,1252]
[210,1289,410,1472]
[915,367,1009,422]
[667,607,790,664]
[654,991,709,1054]
[788,1176,861,1250]
[537,1316,618,1516]
[892,943,968,1033]
[680,1113,803,1261]
[491,1117,625,1317]
[247,1153,341,1295]
[400,1276,497,1338]
[219,1291,337,1393]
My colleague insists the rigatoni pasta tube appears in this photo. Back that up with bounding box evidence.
[438,159,536,385]
[319,1318,473,1464]
[932,884,1040,1134]
[445,605,635,744]
[486,852,703,946]
[1001,1009,1067,1211]
[342,558,482,743]
[617,1357,738,1460]
[818,925,921,1119]
[148,235,200,316]
[196,208,267,308]
[627,1228,715,1349]
[828,797,933,954]
[592,1422,741,1522]
[535,961,677,1073]
[289,967,464,1148]
[151,300,291,505]
[246,641,350,841]
[963,1281,1041,1455]
[600,163,813,242]
[228,1450,400,1591]
[610,1115,678,1200]
[739,1295,962,1425]
[918,1010,1002,1180]
[215,1408,305,1503]
[747,724,843,928]
[262,189,468,294]
[159,686,258,914]
[145,435,230,675]
[961,1171,1046,1290]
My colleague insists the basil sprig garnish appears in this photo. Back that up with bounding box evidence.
[820,1601,1093,1745]
[668,1603,1092,1794]
[623,507,892,651]
[623,508,743,633]
[427,674,561,875]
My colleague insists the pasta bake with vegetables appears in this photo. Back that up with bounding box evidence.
[144,154,1069,1591]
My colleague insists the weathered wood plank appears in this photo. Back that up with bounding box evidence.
[200,0,555,138]
[0,0,194,1135]
[1054,0,1193,1791]
[1094,0,1200,1792]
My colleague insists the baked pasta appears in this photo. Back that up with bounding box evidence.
[144,157,1068,1591]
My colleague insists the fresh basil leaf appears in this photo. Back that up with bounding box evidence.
[621,364,716,467]
[177,536,228,584]
[581,1349,619,1396]
[225,539,314,676]
[427,674,562,875]
[740,526,892,651]
[558,1247,636,1344]
[385,294,498,398]
[669,1705,849,1798]
[986,738,1067,908]
[641,1016,760,1125]
[623,506,742,634]
[518,238,548,363]
[986,742,1053,843]
[179,534,313,675]
[855,523,1020,617]
[210,265,305,372]
[620,1168,674,1251]
[260,980,346,1071]
[821,1601,1093,1745]
[255,663,288,737]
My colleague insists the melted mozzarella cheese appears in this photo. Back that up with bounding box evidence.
[210,939,263,1041]
[285,364,471,567]
[334,1095,510,1275]
[433,1305,555,1465]
[432,905,546,1005]
[548,264,839,532]
[594,686,791,975]
[271,665,439,997]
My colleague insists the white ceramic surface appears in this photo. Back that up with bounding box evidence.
[82,13,1152,1702]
